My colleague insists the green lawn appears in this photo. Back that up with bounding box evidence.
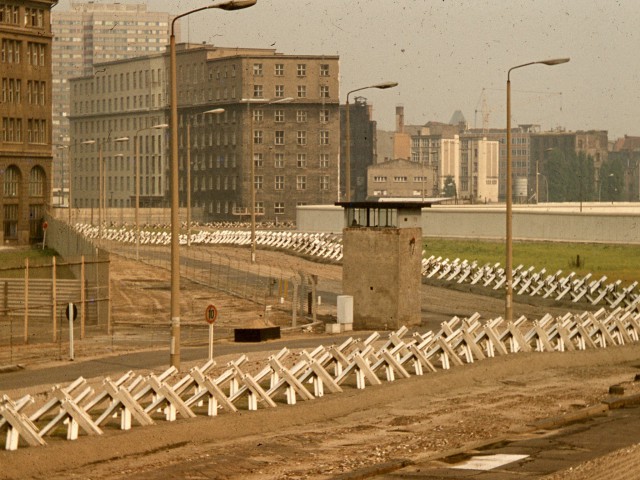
[422,239,640,285]
[0,246,59,278]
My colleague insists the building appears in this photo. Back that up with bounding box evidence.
[69,43,340,223]
[1,0,55,244]
[458,136,499,203]
[340,96,378,201]
[51,2,174,207]
[366,159,432,199]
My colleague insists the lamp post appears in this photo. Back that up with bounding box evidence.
[505,57,569,323]
[344,81,398,202]
[186,109,224,247]
[82,136,129,244]
[242,96,293,263]
[537,172,549,203]
[169,0,256,370]
[598,173,614,202]
[134,124,169,261]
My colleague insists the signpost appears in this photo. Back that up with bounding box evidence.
[65,302,78,360]
[42,221,48,250]
[205,304,217,360]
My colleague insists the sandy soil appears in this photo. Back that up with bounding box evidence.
[2,247,640,479]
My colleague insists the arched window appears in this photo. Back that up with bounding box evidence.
[4,165,20,197]
[29,166,45,197]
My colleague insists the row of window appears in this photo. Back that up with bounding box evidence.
[373,176,429,183]
[252,84,331,99]
[253,63,330,78]
[254,152,331,169]
[1,79,46,105]
[0,39,46,66]
[0,5,44,28]
[3,165,45,197]
[252,108,331,123]
[253,129,330,146]
[253,175,331,191]
[1,117,47,144]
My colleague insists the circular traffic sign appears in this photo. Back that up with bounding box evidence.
[205,304,218,324]
[65,303,78,321]
[42,221,48,230]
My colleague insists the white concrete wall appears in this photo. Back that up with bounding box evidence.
[296,203,640,245]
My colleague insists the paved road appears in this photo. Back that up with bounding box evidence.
[0,332,364,391]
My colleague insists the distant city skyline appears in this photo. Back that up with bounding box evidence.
[53,0,640,139]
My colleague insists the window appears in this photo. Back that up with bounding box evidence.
[319,153,329,168]
[4,166,19,197]
[275,63,284,76]
[274,109,285,122]
[252,109,263,122]
[297,85,306,98]
[296,153,307,168]
[275,85,284,97]
[394,176,408,182]
[297,64,306,76]
[253,153,263,168]
[296,175,306,190]
[275,175,285,190]
[296,110,307,122]
[374,176,388,182]
[253,84,263,98]
[253,130,263,144]
[253,63,263,76]
[320,130,329,145]
[29,167,45,197]
[297,131,307,145]
[274,153,285,168]
[320,109,330,123]
[320,175,329,190]
[274,202,285,215]
[255,201,265,214]
[275,130,285,145]
[254,175,263,191]
[320,85,329,98]
[320,64,330,76]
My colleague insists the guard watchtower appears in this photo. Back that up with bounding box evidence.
[336,200,432,330]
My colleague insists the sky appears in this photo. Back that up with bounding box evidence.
[54,0,640,139]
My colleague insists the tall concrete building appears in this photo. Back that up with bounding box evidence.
[69,43,340,223]
[51,2,174,206]
[0,0,55,244]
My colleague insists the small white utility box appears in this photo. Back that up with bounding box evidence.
[337,295,353,324]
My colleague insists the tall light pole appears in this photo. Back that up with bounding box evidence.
[134,124,169,261]
[187,109,224,247]
[242,96,293,263]
[537,172,549,202]
[505,57,569,323]
[344,81,398,202]
[170,0,257,370]
[598,173,614,202]
[82,136,129,244]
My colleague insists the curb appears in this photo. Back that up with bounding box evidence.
[0,364,25,374]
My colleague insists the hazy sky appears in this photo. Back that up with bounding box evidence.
[54,0,640,139]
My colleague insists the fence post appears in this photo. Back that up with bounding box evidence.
[80,255,85,338]
[52,256,57,342]
[107,256,111,335]
[24,257,29,344]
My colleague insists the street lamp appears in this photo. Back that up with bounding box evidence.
[505,57,569,323]
[598,173,614,202]
[344,81,398,202]
[241,96,293,263]
[537,172,549,203]
[134,123,169,261]
[187,109,224,247]
[169,0,257,369]
[81,136,129,244]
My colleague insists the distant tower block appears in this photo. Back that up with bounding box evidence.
[337,201,431,330]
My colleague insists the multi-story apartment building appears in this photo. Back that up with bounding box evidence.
[0,1,54,244]
[69,43,340,223]
[340,96,378,201]
[458,136,499,202]
[367,159,432,199]
[51,2,174,206]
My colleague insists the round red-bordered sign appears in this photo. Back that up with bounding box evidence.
[205,304,218,324]
[42,221,48,230]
